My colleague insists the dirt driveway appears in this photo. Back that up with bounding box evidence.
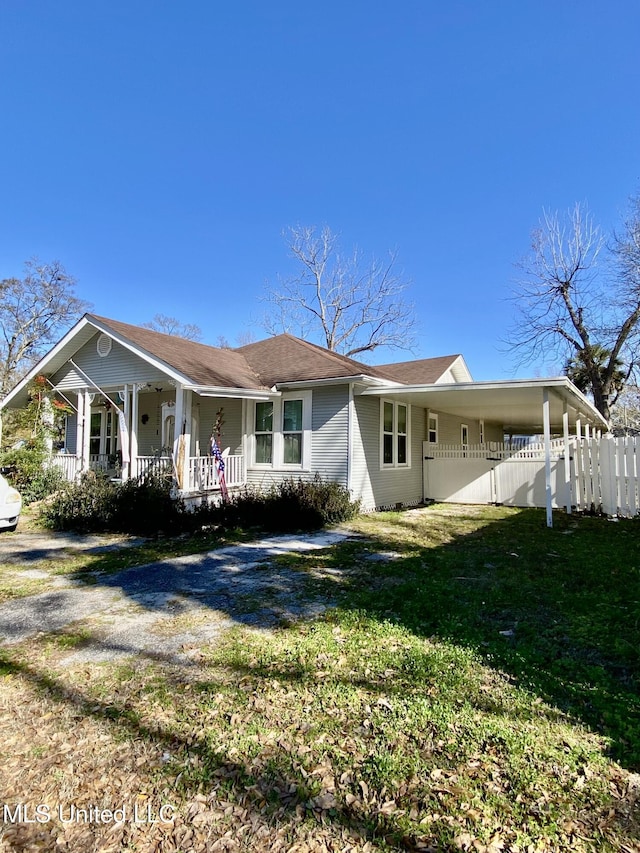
[0,528,355,667]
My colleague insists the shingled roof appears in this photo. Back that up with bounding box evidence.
[236,333,394,386]
[374,355,465,385]
[92,317,461,388]
[90,315,268,390]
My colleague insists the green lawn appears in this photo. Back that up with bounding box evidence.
[0,505,638,852]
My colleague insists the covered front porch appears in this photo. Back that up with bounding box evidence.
[52,449,246,493]
[51,382,252,495]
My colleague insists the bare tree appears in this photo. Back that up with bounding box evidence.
[142,313,203,341]
[609,385,640,434]
[214,331,257,349]
[262,226,417,358]
[0,260,90,396]
[506,200,640,420]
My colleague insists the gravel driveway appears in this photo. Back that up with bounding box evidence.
[0,529,355,667]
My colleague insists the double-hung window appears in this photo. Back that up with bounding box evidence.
[428,413,438,444]
[255,401,274,464]
[283,399,303,464]
[381,400,410,468]
[252,392,311,468]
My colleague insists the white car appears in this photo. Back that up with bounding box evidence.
[0,474,21,531]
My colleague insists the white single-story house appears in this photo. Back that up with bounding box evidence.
[0,314,608,522]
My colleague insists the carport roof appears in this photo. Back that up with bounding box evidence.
[360,377,608,433]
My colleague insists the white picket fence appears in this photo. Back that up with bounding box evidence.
[424,436,640,517]
[573,435,640,517]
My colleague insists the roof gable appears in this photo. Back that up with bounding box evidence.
[374,354,471,384]
[88,315,267,390]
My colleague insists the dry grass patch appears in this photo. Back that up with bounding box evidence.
[1,505,640,851]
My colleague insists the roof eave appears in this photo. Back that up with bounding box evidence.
[185,385,277,400]
[0,316,96,410]
[276,374,404,390]
[86,315,193,386]
[361,376,608,429]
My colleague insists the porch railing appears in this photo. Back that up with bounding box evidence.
[50,454,80,481]
[89,453,120,473]
[136,455,174,481]
[188,454,244,492]
[51,452,245,493]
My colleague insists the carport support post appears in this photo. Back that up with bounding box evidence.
[543,388,553,528]
[563,400,572,515]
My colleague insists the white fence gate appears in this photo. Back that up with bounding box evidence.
[424,436,640,517]
[424,441,568,509]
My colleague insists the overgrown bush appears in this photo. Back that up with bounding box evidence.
[41,473,359,536]
[0,445,65,504]
[198,476,360,533]
[41,473,185,535]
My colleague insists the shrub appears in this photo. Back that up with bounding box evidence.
[41,473,359,536]
[41,473,185,535]
[0,445,65,505]
[199,476,360,533]
[113,475,186,535]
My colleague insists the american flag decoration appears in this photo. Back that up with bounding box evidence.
[210,436,229,501]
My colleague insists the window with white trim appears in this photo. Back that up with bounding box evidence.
[381,400,410,468]
[255,401,274,464]
[251,392,311,469]
[427,413,438,444]
[461,423,469,457]
[283,399,303,464]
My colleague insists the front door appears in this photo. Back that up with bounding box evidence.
[89,407,117,470]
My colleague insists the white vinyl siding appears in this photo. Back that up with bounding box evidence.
[135,393,243,457]
[425,412,503,446]
[352,394,424,511]
[246,386,349,489]
[380,399,410,468]
[51,333,167,391]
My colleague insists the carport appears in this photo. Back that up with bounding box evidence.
[361,378,608,527]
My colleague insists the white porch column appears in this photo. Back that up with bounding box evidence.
[82,390,92,472]
[130,384,139,479]
[172,384,185,488]
[182,389,192,490]
[562,400,572,515]
[76,391,85,471]
[121,384,130,480]
[543,388,553,528]
[575,417,582,441]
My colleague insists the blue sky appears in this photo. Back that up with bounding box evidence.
[1,1,638,379]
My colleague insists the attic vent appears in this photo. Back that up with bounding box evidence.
[96,334,112,357]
